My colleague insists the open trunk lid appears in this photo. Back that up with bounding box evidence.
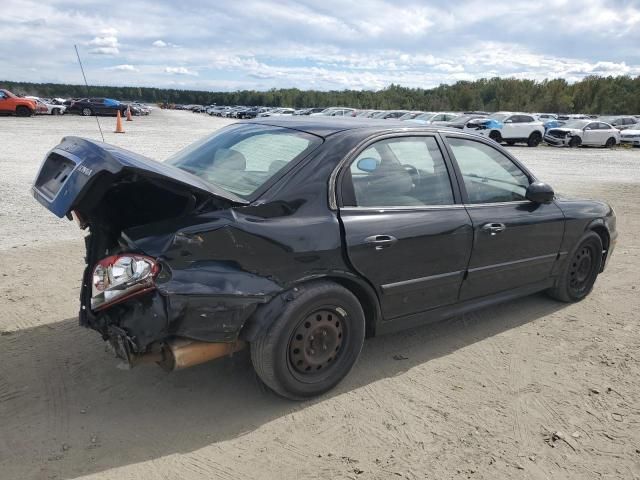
[32,136,248,218]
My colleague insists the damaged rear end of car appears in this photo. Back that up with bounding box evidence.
[32,136,280,371]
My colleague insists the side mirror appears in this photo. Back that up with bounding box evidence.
[526,182,554,203]
[356,157,379,173]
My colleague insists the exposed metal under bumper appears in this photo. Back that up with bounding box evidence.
[159,338,246,371]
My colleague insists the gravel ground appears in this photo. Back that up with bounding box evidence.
[1,110,639,479]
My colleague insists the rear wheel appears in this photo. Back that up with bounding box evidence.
[81,107,93,116]
[569,136,581,148]
[547,232,602,302]
[605,137,616,148]
[527,131,542,147]
[15,106,32,117]
[250,281,365,400]
[489,130,502,143]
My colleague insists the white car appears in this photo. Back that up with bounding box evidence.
[25,96,66,115]
[258,108,296,117]
[464,112,545,147]
[544,119,620,147]
[619,125,640,146]
[310,107,356,117]
[409,112,458,124]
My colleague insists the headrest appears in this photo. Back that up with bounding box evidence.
[214,148,246,171]
[366,161,413,196]
[268,160,288,174]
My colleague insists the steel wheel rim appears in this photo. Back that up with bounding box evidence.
[569,245,596,294]
[288,308,346,380]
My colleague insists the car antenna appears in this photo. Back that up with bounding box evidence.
[74,44,105,142]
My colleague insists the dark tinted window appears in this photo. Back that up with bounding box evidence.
[346,136,454,207]
[447,137,530,203]
[166,124,322,198]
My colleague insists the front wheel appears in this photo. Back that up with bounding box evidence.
[605,137,616,148]
[489,130,502,143]
[250,281,365,400]
[81,107,93,116]
[547,231,603,302]
[527,131,542,147]
[15,106,32,117]
[569,136,581,148]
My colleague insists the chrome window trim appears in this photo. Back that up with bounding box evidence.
[339,204,466,212]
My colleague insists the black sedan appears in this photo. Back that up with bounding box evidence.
[32,118,617,399]
[66,97,129,116]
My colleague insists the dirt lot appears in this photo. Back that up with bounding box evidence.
[1,110,638,480]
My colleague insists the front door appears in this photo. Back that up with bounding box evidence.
[338,134,473,320]
[444,135,565,300]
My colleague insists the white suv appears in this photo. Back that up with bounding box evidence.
[464,112,545,147]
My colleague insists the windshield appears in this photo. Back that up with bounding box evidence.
[561,120,590,129]
[489,113,510,121]
[165,124,322,198]
[413,112,436,121]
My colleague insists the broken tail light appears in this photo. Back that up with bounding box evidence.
[91,254,159,310]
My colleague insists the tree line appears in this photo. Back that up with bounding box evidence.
[2,75,639,114]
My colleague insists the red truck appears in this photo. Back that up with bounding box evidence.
[0,89,37,116]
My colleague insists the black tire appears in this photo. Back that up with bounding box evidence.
[569,136,581,148]
[527,131,542,147]
[250,281,365,400]
[51,108,60,115]
[489,130,502,143]
[15,106,32,117]
[605,137,616,148]
[547,231,603,303]
[81,107,93,116]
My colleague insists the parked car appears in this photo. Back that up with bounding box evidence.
[409,112,458,124]
[67,98,128,116]
[258,108,296,117]
[599,116,637,130]
[373,110,409,120]
[544,119,620,147]
[397,111,423,120]
[464,112,545,147]
[619,125,640,146]
[0,89,37,116]
[295,108,325,115]
[32,118,616,399]
[25,96,66,115]
[311,107,356,117]
[430,114,486,129]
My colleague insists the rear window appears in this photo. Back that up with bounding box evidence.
[165,124,322,198]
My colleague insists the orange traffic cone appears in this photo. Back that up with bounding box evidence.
[115,110,125,133]
[126,105,133,121]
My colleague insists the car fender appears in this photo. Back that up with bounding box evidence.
[239,272,381,341]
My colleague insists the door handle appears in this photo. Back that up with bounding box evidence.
[481,223,506,235]
[364,234,398,250]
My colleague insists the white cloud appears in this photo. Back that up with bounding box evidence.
[165,66,198,76]
[106,64,139,72]
[1,0,639,91]
[88,30,120,55]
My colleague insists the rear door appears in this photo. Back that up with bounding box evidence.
[338,134,473,320]
[443,134,565,300]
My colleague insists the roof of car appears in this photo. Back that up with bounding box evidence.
[246,116,440,137]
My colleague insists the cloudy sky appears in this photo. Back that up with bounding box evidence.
[2,0,639,91]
